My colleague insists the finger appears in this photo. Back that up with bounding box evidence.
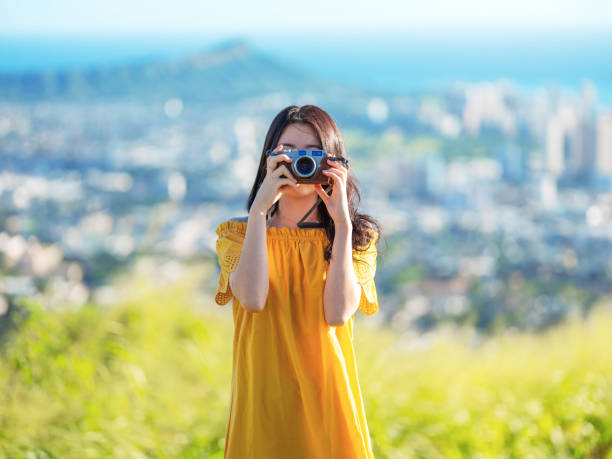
[324,167,344,179]
[314,184,331,202]
[327,161,348,178]
[321,183,333,195]
[268,153,292,165]
[269,143,286,156]
[267,151,292,167]
[328,168,347,183]
[267,157,292,175]
[317,182,333,195]
[273,143,291,158]
[276,178,299,190]
[272,164,297,181]
[322,169,344,185]
[327,159,347,170]
[322,173,344,195]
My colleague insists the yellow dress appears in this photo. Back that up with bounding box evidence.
[214,220,379,459]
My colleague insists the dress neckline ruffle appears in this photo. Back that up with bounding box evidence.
[216,220,328,240]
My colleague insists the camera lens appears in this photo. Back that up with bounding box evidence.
[294,156,316,178]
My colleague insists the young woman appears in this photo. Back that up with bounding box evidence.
[214,105,383,458]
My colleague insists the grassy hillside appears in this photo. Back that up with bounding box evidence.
[1,265,611,458]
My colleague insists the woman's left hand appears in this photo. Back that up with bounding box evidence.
[315,160,352,230]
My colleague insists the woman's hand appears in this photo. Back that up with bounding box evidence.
[315,159,352,230]
[250,144,299,216]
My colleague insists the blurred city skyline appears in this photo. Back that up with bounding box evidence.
[1,36,611,333]
[1,0,611,332]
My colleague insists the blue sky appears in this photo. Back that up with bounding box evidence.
[1,0,611,36]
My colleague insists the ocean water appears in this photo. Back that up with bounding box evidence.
[1,31,611,104]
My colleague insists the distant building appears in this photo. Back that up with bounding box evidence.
[596,113,612,177]
[572,81,597,183]
[546,106,576,178]
[462,82,516,136]
[546,82,598,185]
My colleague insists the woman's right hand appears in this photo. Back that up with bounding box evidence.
[250,144,299,215]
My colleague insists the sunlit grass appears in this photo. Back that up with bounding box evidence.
[1,263,611,458]
[357,303,612,458]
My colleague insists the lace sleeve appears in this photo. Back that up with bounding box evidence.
[214,223,244,306]
[352,233,379,316]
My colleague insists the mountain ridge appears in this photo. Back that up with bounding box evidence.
[0,38,325,102]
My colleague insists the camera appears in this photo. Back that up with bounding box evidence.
[266,149,347,184]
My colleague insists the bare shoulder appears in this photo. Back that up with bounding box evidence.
[229,216,248,222]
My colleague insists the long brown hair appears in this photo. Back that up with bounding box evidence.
[246,105,384,262]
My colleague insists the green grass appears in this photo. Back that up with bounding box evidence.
[1,263,611,458]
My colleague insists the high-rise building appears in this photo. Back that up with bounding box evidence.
[571,81,597,183]
[546,106,577,178]
[546,82,598,185]
[596,113,612,176]
[569,116,596,182]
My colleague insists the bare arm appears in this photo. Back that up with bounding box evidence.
[228,211,269,312]
[228,143,298,312]
[323,222,362,326]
